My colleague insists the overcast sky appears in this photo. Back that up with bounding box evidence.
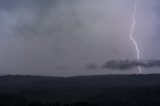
[0,0,159,76]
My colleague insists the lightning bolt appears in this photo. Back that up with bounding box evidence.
[130,0,142,73]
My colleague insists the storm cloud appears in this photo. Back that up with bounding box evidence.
[0,0,159,76]
[102,60,160,70]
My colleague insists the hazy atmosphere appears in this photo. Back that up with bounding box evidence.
[0,0,159,76]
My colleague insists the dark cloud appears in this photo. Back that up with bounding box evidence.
[85,63,99,70]
[102,60,160,70]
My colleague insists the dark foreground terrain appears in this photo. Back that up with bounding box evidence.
[0,74,160,106]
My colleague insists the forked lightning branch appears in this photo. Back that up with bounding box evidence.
[129,0,142,73]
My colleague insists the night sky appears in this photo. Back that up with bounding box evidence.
[0,0,159,76]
